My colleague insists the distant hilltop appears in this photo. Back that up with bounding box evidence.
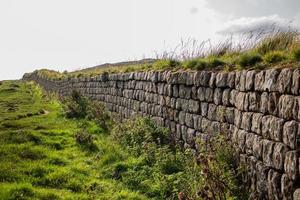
[75,58,157,73]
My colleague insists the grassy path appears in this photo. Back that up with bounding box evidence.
[0,81,147,200]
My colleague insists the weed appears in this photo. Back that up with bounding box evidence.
[264,51,287,64]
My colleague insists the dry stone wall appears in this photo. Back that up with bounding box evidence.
[23,68,300,199]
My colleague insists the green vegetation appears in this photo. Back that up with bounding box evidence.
[0,81,246,199]
[28,30,300,81]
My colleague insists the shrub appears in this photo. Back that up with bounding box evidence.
[112,117,169,155]
[152,59,181,70]
[292,48,300,61]
[74,129,97,151]
[184,59,208,70]
[263,51,287,64]
[237,53,263,68]
[207,57,226,68]
[87,101,111,132]
[63,90,89,119]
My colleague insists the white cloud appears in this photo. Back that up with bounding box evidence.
[218,15,299,35]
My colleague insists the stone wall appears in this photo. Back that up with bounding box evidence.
[23,68,300,199]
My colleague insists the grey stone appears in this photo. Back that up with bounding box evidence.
[284,151,298,180]
[241,112,252,131]
[283,121,299,150]
[277,68,293,94]
[278,95,295,120]
[254,71,265,91]
[197,87,205,101]
[245,70,256,91]
[188,99,200,114]
[213,88,223,105]
[273,143,288,170]
[292,68,300,95]
[215,72,228,88]
[262,139,274,167]
[251,113,263,135]
[281,174,294,200]
[267,169,282,200]
[264,69,279,92]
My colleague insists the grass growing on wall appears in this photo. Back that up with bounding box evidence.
[28,30,300,81]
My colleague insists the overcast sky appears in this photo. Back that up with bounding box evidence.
[0,0,299,80]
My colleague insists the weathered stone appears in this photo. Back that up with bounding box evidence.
[245,132,254,155]
[283,121,298,149]
[251,113,263,135]
[200,102,208,117]
[253,135,263,160]
[284,151,298,180]
[215,72,228,88]
[178,111,186,125]
[234,109,242,128]
[294,188,300,200]
[194,71,211,87]
[268,92,280,115]
[179,85,192,99]
[186,72,194,85]
[262,139,274,167]
[278,95,295,120]
[192,114,200,130]
[186,128,195,144]
[241,112,252,131]
[281,174,294,200]
[209,72,216,88]
[185,112,194,128]
[267,169,282,200]
[262,115,272,139]
[222,88,231,106]
[225,107,235,124]
[264,69,279,92]
[213,88,223,105]
[273,143,288,170]
[172,85,179,98]
[254,71,265,91]
[227,72,236,88]
[191,86,197,99]
[216,106,226,122]
[204,87,214,102]
[207,104,217,121]
[260,92,269,114]
[292,68,300,95]
[277,68,293,94]
[256,161,269,199]
[238,130,247,152]
[188,99,200,114]
[248,92,260,112]
[245,70,256,91]
[269,116,284,142]
[235,92,246,111]
[238,71,247,91]
[197,87,205,101]
[229,89,237,105]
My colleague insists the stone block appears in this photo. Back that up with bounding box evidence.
[292,68,300,95]
[185,112,194,128]
[213,88,223,105]
[264,69,279,92]
[281,174,294,200]
[262,139,275,167]
[188,99,200,114]
[273,143,288,170]
[241,112,252,131]
[268,92,280,115]
[254,71,265,91]
[284,150,298,180]
[267,169,282,200]
[205,87,214,102]
[253,135,263,160]
[277,68,293,94]
[283,120,298,149]
[245,70,256,91]
[215,72,228,88]
[222,88,231,106]
[269,116,284,142]
[200,102,208,117]
[251,113,263,135]
[197,87,205,101]
[260,92,269,114]
[278,95,295,120]
[227,72,236,88]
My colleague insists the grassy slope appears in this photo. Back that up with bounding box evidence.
[0,81,147,200]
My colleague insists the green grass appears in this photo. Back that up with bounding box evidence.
[0,81,148,200]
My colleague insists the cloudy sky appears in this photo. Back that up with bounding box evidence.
[0,0,299,80]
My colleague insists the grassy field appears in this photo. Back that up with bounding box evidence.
[0,81,151,200]
[0,81,246,200]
